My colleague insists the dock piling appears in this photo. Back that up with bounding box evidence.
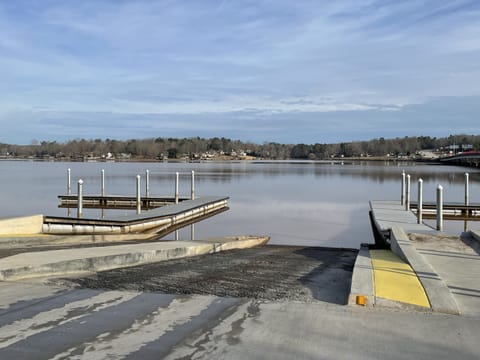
[146,170,150,198]
[101,169,105,197]
[465,173,469,206]
[417,178,423,224]
[136,175,141,214]
[401,171,406,206]
[101,169,105,219]
[437,185,444,231]
[191,170,195,200]
[77,179,83,218]
[191,224,195,240]
[175,172,179,204]
[67,168,71,195]
[406,174,411,211]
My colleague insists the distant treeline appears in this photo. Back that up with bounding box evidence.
[1,134,479,160]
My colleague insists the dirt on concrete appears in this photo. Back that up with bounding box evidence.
[52,245,358,305]
[409,232,480,255]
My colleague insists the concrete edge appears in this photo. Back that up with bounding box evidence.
[0,233,158,247]
[374,297,432,312]
[348,244,374,307]
[0,236,269,281]
[470,230,480,243]
[390,226,460,315]
[0,215,44,235]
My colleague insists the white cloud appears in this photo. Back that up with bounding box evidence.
[0,1,479,143]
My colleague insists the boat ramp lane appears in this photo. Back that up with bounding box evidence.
[42,196,229,235]
[0,236,270,281]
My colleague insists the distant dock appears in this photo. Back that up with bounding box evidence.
[1,169,230,236]
[58,194,191,210]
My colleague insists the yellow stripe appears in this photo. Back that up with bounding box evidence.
[370,250,430,308]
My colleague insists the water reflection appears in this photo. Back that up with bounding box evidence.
[0,160,478,248]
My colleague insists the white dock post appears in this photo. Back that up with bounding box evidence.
[175,230,179,241]
[405,174,411,210]
[145,170,150,198]
[401,171,406,206]
[175,172,179,204]
[67,168,72,216]
[191,170,195,200]
[437,185,443,231]
[101,169,105,196]
[417,178,423,224]
[77,179,83,218]
[67,168,71,195]
[136,175,141,214]
[191,224,195,240]
[465,172,469,206]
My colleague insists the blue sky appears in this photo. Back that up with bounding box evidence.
[1,0,479,144]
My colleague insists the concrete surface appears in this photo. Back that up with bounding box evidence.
[471,230,480,242]
[369,200,434,234]
[0,282,478,360]
[0,236,269,281]
[410,233,480,317]
[52,246,357,304]
[0,214,43,235]
[348,244,374,306]
[389,226,460,314]
[370,250,429,308]
[369,200,461,314]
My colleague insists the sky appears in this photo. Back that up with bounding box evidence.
[0,0,479,145]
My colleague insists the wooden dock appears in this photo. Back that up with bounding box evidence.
[43,196,229,235]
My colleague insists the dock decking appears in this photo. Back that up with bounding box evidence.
[43,196,229,235]
[369,200,433,235]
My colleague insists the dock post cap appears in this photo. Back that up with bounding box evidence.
[78,179,83,184]
[437,184,443,190]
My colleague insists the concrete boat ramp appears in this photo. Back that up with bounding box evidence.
[358,200,480,316]
[0,236,270,281]
[0,199,479,358]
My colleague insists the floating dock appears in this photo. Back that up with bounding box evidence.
[43,196,229,235]
[58,195,190,210]
[409,201,480,220]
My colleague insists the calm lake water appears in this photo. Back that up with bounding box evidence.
[0,160,478,248]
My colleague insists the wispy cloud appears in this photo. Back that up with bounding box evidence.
[0,0,479,143]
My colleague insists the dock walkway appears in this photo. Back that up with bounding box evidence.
[364,200,480,315]
[43,196,229,235]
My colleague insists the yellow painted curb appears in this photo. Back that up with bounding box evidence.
[370,250,430,308]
